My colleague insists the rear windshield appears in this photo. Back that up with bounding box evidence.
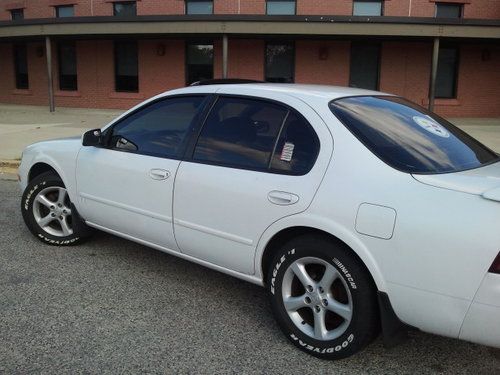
[329,96,499,174]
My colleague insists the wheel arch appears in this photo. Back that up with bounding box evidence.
[255,218,387,293]
[28,162,59,182]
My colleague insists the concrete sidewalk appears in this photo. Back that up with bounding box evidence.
[0,103,499,164]
[0,104,123,161]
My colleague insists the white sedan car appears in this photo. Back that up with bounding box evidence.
[18,82,500,359]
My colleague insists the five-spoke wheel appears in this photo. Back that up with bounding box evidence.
[21,171,90,245]
[33,186,73,237]
[282,257,353,341]
[267,234,379,360]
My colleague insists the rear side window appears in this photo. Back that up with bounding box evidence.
[330,96,499,174]
[110,96,206,158]
[193,96,319,174]
[270,112,320,175]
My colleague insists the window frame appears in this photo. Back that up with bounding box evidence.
[57,41,78,91]
[113,1,137,17]
[102,94,212,160]
[352,0,384,16]
[55,5,75,18]
[10,8,24,21]
[435,46,460,99]
[114,40,139,93]
[435,2,463,18]
[13,43,29,90]
[266,0,297,16]
[185,0,214,15]
[349,41,381,91]
[187,94,320,176]
[185,41,214,85]
[264,41,296,84]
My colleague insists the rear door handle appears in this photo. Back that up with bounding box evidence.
[268,191,300,206]
[149,168,170,180]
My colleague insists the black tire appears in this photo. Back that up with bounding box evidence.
[21,171,91,246]
[267,234,379,360]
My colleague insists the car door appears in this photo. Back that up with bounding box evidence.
[76,95,209,251]
[173,93,333,274]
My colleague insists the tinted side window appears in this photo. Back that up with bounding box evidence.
[271,112,320,175]
[194,97,288,170]
[110,96,205,158]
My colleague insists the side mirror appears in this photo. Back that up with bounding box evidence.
[82,129,102,147]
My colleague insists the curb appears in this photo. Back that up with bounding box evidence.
[0,160,20,168]
[0,160,20,179]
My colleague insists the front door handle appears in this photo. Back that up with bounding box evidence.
[149,168,170,180]
[268,191,300,206]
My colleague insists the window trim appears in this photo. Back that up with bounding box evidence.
[185,0,214,15]
[352,0,384,17]
[435,2,463,18]
[114,40,139,93]
[435,45,460,99]
[349,41,381,91]
[265,0,297,16]
[13,43,29,90]
[55,5,75,18]
[57,41,78,91]
[264,41,296,84]
[10,8,24,21]
[185,40,214,86]
[112,1,137,17]
[102,94,211,160]
[186,94,320,176]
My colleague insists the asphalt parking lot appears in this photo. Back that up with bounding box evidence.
[1,179,499,374]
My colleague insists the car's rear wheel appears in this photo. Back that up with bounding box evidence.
[21,171,90,245]
[267,234,379,360]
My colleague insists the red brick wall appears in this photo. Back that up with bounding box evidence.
[2,39,498,117]
[1,0,499,18]
[295,40,350,85]
[379,41,432,108]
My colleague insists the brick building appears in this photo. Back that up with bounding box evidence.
[0,0,499,117]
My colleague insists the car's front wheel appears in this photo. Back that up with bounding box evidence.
[21,171,90,245]
[267,234,379,360]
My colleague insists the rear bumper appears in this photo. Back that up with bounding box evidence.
[460,273,500,349]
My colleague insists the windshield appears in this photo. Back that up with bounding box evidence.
[329,96,499,174]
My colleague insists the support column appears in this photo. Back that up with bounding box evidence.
[428,37,440,112]
[222,34,228,79]
[45,36,55,112]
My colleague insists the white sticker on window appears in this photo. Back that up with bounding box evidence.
[280,142,295,162]
[413,116,450,138]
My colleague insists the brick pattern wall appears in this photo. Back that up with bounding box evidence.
[1,39,499,116]
[1,0,499,19]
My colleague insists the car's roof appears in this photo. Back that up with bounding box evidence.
[168,83,390,102]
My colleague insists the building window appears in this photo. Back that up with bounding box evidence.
[58,42,78,91]
[13,44,29,90]
[10,8,24,20]
[55,5,74,18]
[435,3,463,18]
[266,1,296,15]
[436,47,459,99]
[113,1,137,16]
[186,43,214,85]
[185,0,213,15]
[350,42,380,90]
[114,41,139,92]
[353,0,383,16]
[265,42,294,83]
